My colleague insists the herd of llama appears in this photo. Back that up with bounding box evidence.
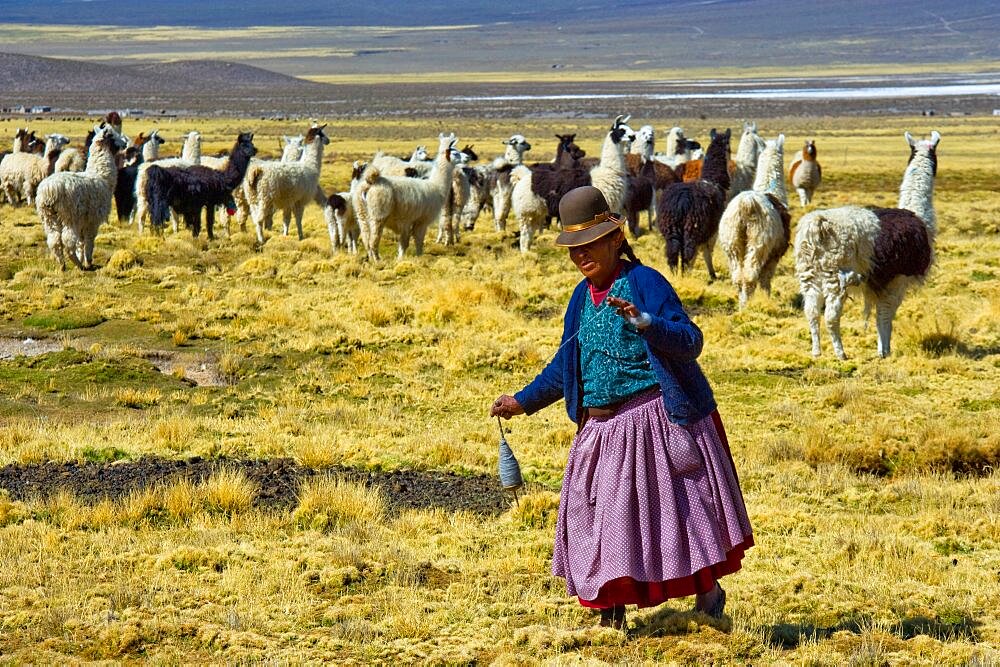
[0,113,942,360]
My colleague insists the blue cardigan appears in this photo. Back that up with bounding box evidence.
[514,261,717,426]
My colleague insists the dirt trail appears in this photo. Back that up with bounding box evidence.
[0,457,513,515]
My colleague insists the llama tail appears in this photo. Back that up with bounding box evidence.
[145,166,172,230]
[363,166,381,185]
[244,164,264,203]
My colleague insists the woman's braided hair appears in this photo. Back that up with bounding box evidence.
[619,237,641,265]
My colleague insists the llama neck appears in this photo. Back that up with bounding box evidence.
[302,138,325,171]
[141,140,157,162]
[898,154,937,236]
[734,133,757,166]
[85,143,118,191]
[665,130,681,157]
[753,147,787,204]
[281,144,301,162]
[429,149,455,191]
[182,135,201,162]
[223,145,254,189]
[701,141,730,190]
[599,132,625,174]
[13,135,25,153]
[504,144,525,164]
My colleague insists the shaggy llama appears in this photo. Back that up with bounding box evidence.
[718,134,791,308]
[35,125,127,270]
[794,131,939,359]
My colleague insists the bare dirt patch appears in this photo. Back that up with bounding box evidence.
[0,336,63,361]
[0,457,514,515]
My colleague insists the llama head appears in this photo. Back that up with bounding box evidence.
[803,139,817,159]
[905,131,939,176]
[708,128,732,157]
[411,145,430,161]
[636,125,655,147]
[149,129,165,146]
[122,145,142,166]
[45,134,71,150]
[461,144,478,162]
[235,132,257,157]
[132,132,148,147]
[610,114,636,146]
[305,124,330,146]
[27,136,45,154]
[92,125,127,153]
[351,160,368,183]
[437,132,458,156]
[503,134,531,152]
[554,133,585,161]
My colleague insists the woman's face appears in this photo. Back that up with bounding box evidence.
[569,230,623,286]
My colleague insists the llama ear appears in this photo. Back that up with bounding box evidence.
[725,128,731,140]
[930,130,941,146]
[776,134,785,149]
[709,128,717,140]
[904,131,915,147]
[751,121,757,132]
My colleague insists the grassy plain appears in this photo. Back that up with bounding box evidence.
[0,113,998,663]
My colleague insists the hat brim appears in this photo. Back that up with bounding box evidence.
[554,215,626,248]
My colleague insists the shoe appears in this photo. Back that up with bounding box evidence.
[706,586,726,619]
[599,605,627,630]
[694,583,727,618]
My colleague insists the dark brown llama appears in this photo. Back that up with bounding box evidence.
[656,128,732,279]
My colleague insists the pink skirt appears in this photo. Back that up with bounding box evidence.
[551,389,754,608]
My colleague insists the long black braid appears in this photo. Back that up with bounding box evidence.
[620,237,641,265]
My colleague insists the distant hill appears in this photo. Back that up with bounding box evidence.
[0,1,996,76]
[0,53,325,95]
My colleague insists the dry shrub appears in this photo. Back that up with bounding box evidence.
[120,486,164,526]
[802,425,898,476]
[162,478,200,521]
[201,468,257,514]
[0,491,29,527]
[113,387,162,409]
[47,288,67,310]
[509,491,560,529]
[152,417,198,452]
[915,424,1000,476]
[218,348,248,384]
[293,476,386,532]
[104,249,141,276]
[293,437,339,469]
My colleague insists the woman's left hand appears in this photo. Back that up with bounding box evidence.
[606,296,640,319]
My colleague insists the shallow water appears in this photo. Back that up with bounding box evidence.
[453,82,1000,103]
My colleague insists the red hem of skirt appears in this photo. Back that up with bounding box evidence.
[578,536,755,609]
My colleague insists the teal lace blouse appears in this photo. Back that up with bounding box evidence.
[578,275,659,408]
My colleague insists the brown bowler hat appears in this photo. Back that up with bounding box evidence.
[555,186,625,247]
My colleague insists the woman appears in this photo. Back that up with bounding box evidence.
[491,186,753,630]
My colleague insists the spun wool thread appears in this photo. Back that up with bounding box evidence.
[498,417,523,491]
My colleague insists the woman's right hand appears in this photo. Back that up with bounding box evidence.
[490,395,525,420]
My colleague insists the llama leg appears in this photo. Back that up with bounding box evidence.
[294,205,305,240]
[281,208,292,236]
[875,286,906,358]
[83,234,96,270]
[493,187,510,231]
[702,235,718,281]
[62,228,85,271]
[206,207,216,241]
[797,188,807,207]
[823,290,847,360]
[398,227,412,259]
[803,287,822,357]
[45,225,66,271]
[414,222,429,256]
[519,218,533,254]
